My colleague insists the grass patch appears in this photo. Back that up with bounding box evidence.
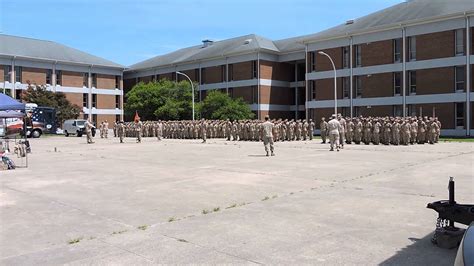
[213,207,220,212]
[68,237,83,244]
[262,196,270,201]
[202,209,210,215]
[440,137,474,143]
[112,230,127,235]
[226,203,237,209]
[137,225,148,230]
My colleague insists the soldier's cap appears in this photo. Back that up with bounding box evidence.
[265,115,270,120]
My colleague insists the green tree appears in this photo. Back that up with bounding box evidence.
[21,83,81,126]
[198,90,254,120]
[125,79,197,120]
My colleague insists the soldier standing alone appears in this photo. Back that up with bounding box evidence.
[328,115,341,152]
[320,117,328,144]
[85,118,94,144]
[260,115,275,157]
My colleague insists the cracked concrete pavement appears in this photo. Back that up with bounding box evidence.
[1,136,473,265]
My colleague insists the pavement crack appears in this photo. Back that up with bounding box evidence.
[161,234,263,265]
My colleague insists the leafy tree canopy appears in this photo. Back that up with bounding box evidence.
[198,90,254,120]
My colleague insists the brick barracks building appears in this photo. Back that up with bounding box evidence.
[0,35,125,127]
[2,0,474,136]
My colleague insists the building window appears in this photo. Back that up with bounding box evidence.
[83,93,88,108]
[393,72,401,95]
[84,114,88,120]
[310,52,316,71]
[455,103,465,128]
[115,95,120,108]
[92,114,97,126]
[15,89,22,100]
[342,107,350,117]
[393,38,402,63]
[228,64,233,81]
[91,73,97,88]
[14,66,22,83]
[355,45,362,67]
[171,72,176,81]
[251,86,257,103]
[46,69,52,85]
[408,36,416,61]
[355,76,362,98]
[92,94,97,108]
[155,74,160,82]
[455,29,465,56]
[342,46,350,69]
[407,105,417,117]
[194,69,199,83]
[55,70,62,85]
[201,68,206,84]
[309,80,316,100]
[83,73,89,87]
[393,105,403,117]
[3,66,11,82]
[408,71,416,95]
[455,66,465,92]
[342,77,350,98]
[228,87,233,98]
[221,65,226,82]
[252,60,258,79]
[116,115,120,122]
[354,106,361,117]
[115,76,120,88]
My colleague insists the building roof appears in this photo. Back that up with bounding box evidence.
[128,0,474,71]
[302,0,474,43]
[128,34,279,71]
[0,34,124,69]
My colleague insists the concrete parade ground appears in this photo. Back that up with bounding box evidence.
[0,136,473,265]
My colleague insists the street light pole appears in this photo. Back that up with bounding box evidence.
[176,71,195,121]
[318,51,337,116]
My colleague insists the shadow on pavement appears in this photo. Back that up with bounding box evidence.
[379,232,457,266]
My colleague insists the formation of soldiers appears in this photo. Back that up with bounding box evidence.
[112,119,317,142]
[320,115,442,146]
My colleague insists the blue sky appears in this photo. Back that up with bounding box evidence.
[1,0,402,66]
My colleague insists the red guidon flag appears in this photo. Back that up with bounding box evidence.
[134,111,140,122]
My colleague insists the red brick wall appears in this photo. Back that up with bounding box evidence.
[360,73,393,98]
[314,78,343,100]
[417,30,455,60]
[360,40,394,66]
[0,65,5,82]
[97,74,116,89]
[203,66,223,84]
[62,71,85,87]
[231,86,253,103]
[64,92,83,108]
[233,61,253,80]
[315,47,342,71]
[22,67,47,85]
[97,94,116,109]
[415,103,454,129]
[259,110,294,120]
[417,67,455,95]
[312,108,345,128]
[139,75,153,83]
[259,61,292,81]
[178,69,199,82]
[259,86,294,105]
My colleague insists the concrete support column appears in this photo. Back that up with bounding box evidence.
[295,62,298,120]
[350,37,354,118]
[257,53,261,120]
[305,45,309,120]
[88,67,92,117]
[402,27,407,117]
[11,59,15,99]
[226,58,229,94]
[466,16,471,136]
[120,73,124,121]
[52,62,57,92]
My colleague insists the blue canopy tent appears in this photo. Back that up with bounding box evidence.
[0,93,28,169]
[0,93,25,111]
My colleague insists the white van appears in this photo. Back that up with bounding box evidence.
[62,119,86,137]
